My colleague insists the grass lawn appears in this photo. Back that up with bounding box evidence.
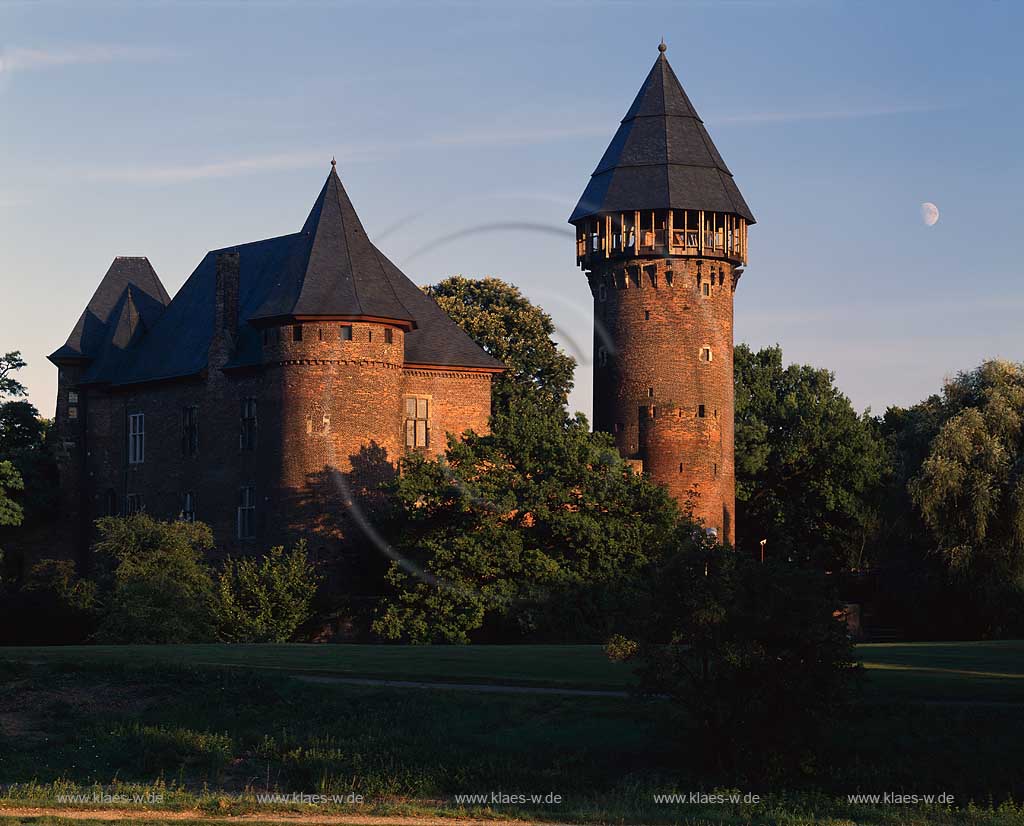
[1,640,1022,701]
[0,642,1022,824]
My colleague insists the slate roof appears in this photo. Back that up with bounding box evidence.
[252,164,417,325]
[61,167,502,387]
[569,46,755,225]
[48,257,170,365]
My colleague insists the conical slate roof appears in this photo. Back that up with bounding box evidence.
[48,257,170,364]
[87,166,502,387]
[252,164,416,326]
[569,46,754,225]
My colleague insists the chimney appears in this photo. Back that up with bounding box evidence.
[215,252,240,339]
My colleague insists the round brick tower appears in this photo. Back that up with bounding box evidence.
[569,43,754,544]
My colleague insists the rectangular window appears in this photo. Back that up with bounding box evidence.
[292,324,303,342]
[125,493,143,515]
[68,391,78,404]
[68,406,78,419]
[384,328,394,344]
[340,325,353,341]
[698,404,706,418]
[128,412,145,464]
[182,405,199,456]
[404,397,430,449]
[181,491,196,523]
[240,398,258,450]
[702,281,711,297]
[237,486,256,539]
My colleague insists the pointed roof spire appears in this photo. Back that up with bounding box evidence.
[568,49,754,225]
[49,257,169,365]
[251,166,416,326]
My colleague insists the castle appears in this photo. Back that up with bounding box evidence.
[51,43,751,554]
[570,43,753,544]
[49,164,502,559]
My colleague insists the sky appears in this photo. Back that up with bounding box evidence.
[1,0,1022,420]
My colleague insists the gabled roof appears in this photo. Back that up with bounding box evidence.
[569,45,754,225]
[91,167,502,387]
[252,163,416,327]
[48,257,170,365]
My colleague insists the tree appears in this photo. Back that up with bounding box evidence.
[0,461,23,530]
[0,351,27,400]
[215,540,321,642]
[633,541,860,781]
[425,277,576,420]
[0,558,99,644]
[908,360,1024,635]
[734,344,888,569]
[373,401,682,643]
[94,514,217,643]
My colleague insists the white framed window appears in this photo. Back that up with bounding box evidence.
[182,405,199,456]
[240,398,258,451]
[128,413,145,464]
[125,493,143,515]
[404,397,430,449]
[181,491,196,523]
[237,486,256,539]
[700,346,713,363]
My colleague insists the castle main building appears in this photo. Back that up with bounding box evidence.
[49,165,502,558]
[570,44,754,544]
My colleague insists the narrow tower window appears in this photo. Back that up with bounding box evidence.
[128,412,145,464]
[700,346,713,362]
[181,491,196,523]
[648,387,654,398]
[240,398,258,451]
[292,324,303,342]
[237,486,256,539]
[340,325,353,341]
[644,309,650,320]
[385,328,394,344]
[702,281,711,297]
[698,404,706,418]
[182,405,199,456]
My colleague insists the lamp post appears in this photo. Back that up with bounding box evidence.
[759,538,767,564]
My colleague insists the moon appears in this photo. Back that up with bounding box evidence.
[921,202,939,227]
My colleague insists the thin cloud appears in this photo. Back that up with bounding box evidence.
[82,151,348,184]
[0,45,178,74]
[714,102,945,125]
[429,125,611,147]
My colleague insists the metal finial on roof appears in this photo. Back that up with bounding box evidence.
[658,38,667,53]
[331,157,337,168]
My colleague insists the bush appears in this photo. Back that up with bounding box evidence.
[215,540,321,642]
[634,539,861,782]
[94,514,217,643]
[0,558,98,644]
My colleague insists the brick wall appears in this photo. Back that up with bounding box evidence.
[56,316,495,563]
[589,257,736,543]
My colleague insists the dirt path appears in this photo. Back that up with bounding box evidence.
[292,675,629,697]
[0,808,543,826]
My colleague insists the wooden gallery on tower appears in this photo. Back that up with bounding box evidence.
[569,43,754,544]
